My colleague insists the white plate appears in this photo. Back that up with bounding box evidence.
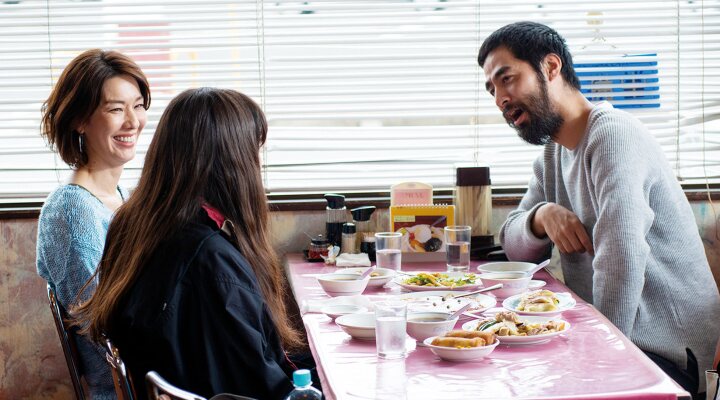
[528,280,546,289]
[335,313,376,341]
[393,273,482,292]
[321,304,368,320]
[337,267,395,287]
[461,316,570,345]
[502,292,576,316]
[392,291,496,314]
[422,336,499,362]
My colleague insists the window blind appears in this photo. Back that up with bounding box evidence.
[0,0,718,199]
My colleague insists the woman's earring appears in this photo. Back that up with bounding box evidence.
[79,133,84,153]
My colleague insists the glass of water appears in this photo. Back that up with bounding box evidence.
[444,225,471,273]
[374,301,407,359]
[375,232,402,271]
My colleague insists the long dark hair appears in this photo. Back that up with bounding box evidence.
[41,49,151,168]
[74,87,302,350]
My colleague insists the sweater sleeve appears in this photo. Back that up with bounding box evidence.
[36,190,106,308]
[500,154,553,262]
[587,118,655,335]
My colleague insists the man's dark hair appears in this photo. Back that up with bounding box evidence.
[478,21,581,90]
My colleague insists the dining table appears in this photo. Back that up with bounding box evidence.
[284,253,690,400]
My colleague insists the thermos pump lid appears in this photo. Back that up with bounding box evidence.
[456,166,491,187]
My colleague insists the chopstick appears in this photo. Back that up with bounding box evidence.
[442,283,503,301]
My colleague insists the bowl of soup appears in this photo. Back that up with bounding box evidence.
[406,311,458,342]
[317,273,370,297]
[478,272,531,299]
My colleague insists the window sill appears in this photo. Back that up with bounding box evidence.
[2,185,718,219]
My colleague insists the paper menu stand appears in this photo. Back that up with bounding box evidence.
[389,204,455,263]
[390,182,433,206]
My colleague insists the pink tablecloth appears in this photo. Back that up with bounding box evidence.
[285,253,689,400]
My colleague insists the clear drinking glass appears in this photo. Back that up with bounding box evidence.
[444,225,471,273]
[374,301,408,359]
[374,232,402,271]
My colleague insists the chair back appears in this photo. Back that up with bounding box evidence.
[46,283,86,400]
[103,335,137,400]
[146,371,206,400]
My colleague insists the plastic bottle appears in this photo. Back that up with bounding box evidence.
[284,369,322,400]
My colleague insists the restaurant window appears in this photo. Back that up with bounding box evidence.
[0,0,718,200]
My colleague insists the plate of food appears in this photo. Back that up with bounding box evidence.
[394,272,481,292]
[461,310,570,345]
[502,289,576,316]
[397,224,445,253]
[392,291,496,314]
[422,331,499,362]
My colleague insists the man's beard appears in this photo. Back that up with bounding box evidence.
[504,79,564,146]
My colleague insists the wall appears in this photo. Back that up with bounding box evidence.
[2,201,719,399]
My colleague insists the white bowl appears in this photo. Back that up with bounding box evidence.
[337,267,396,287]
[317,273,371,297]
[406,312,458,342]
[335,313,376,340]
[321,304,368,320]
[478,272,531,299]
[422,336,499,362]
[477,261,537,274]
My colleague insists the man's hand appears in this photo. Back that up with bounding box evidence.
[531,203,594,255]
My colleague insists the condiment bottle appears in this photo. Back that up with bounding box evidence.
[341,223,357,254]
[324,194,347,249]
[350,205,376,250]
[308,234,330,261]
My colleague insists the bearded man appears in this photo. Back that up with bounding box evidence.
[479,21,719,399]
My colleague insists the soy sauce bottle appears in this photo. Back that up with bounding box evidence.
[324,194,347,249]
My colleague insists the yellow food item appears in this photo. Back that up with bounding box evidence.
[517,289,560,312]
[430,336,485,348]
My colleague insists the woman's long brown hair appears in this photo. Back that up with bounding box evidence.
[73,87,302,350]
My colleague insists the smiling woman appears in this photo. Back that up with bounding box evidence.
[35,49,150,400]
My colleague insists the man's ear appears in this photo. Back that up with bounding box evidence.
[543,53,563,82]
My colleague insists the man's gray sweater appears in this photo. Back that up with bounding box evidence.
[500,102,720,386]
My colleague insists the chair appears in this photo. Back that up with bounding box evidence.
[46,283,86,400]
[103,335,137,400]
[146,371,258,400]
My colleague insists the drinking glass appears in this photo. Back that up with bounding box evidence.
[444,225,471,273]
[375,232,402,271]
[374,301,408,359]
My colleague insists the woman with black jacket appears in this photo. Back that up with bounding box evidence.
[74,88,305,399]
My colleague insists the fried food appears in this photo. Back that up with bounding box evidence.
[430,336,485,348]
[443,329,496,345]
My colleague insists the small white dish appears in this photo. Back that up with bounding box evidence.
[477,272,531,299]
[461,316,570,345]
[321,304,368,320]
[406,311,458,342]
[477,261,537,274]
[335,313,376,340]
[393,291,496,314]
[338,267,396,287]
[422,336,499,362]
[502,292,576,316]
[528,279,546,289]
[317,273,370,297]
